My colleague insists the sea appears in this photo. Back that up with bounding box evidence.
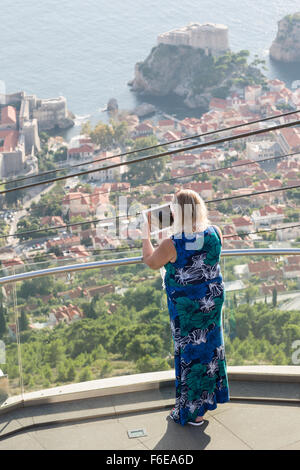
[0,0,299,140]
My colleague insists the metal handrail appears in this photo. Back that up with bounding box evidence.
[1,248,299,285]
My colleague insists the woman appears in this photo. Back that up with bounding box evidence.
[142,189,229,426]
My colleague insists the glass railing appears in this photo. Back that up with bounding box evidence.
[0,248,299,409]
[222,252,300,366]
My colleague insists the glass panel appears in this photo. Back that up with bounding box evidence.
[15,253,173,395]
[3,251,300,399]
[0,267,23,408]
[223,254,300,366]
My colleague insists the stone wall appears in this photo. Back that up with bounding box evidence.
[22,119,40,154]
[0,141,25,177]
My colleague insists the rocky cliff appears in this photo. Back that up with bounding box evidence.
[270,13,300,62]
[129,43,266,109]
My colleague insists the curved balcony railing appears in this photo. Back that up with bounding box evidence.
[0,249,298,284]
[0,248,300,411]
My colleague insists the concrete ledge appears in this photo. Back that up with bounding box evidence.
[1,366,299,412]
[227,366,300,383]
[0,366,299,441]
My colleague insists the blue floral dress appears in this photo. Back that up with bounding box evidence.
[163,226,229,425]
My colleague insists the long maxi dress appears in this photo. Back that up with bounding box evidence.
[163,226,230,425]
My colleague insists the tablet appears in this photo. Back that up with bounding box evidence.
[142,203,174,235]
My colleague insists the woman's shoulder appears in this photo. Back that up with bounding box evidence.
[210,225,223,244]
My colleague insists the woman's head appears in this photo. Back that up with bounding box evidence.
[171,189,209,234]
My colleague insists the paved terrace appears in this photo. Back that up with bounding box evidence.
[0,366,299,450]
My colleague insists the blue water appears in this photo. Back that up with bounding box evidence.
[0,0,299,138]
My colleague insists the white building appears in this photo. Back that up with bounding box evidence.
[251,206,285,229]
[246,141,280,161]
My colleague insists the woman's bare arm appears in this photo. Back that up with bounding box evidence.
[143,237,176,269]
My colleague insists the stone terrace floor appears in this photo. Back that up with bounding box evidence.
[0,400,300,450]
[1,367,300,450]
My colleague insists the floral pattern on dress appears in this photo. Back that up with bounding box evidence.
[164,226,229,426]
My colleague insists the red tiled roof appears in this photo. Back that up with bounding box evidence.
[209,98,227,109]
[259,205,284,216]
[188,181,213,192]
[68,144,93,154]
[135,123,153,132]
[279,128,300,150]
[1,106,17,125]
[158,119,175,126]
[248,260,275,273]
[0,130,19,152]
[41,216,64,226]
[62,192,90,205]
[2,258,24,267]
[232,216,252,226]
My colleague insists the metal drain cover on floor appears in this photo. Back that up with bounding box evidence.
[127,428,147,439]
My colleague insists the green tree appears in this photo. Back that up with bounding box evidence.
[136,354,170,373]
[0,304,6,338]
[57,363,68,382]
[67,363,76,381]
[46,339,65,368]
[19,310,29,332]
[122,285,161,312]
[19,277,54,299]
[124,136,166,185]
[272,288,277,308]
[125,334,163,361]
[5,179,25,207]
[79,366,92,382]
[86,118,129,150]
[43,365,53,383]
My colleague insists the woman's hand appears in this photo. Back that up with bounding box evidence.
[141,212,151,240]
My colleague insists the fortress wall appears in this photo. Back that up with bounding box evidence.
[158,30,190,46]
[22,119,40,154]
[2,147,25,176]
[33,97,68,130]
[157,23,229,55]
[4,92,25,106]
[19,99,29,129]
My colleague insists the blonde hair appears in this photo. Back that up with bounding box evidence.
[171,189,209,234]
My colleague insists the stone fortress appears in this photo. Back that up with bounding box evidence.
[0,91,74,178]
[157,22,230,56]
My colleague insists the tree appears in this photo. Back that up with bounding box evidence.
[79,366,92,382]
[0,304,6,338]
[122,285,161,312]
[85,118,129,150]
[19,310,29,332]
[125,334,163,361]
[5,179,25,207]
[136,354,170,373]
[57,363,68,382]
[124,136,167,185]
[81,121,92,136]
[46,339,65,368]
[67,363,76,381]
[272,288,277,308]
[43,365,53,383]
[19,277,54,299]
[54,146,68,162]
